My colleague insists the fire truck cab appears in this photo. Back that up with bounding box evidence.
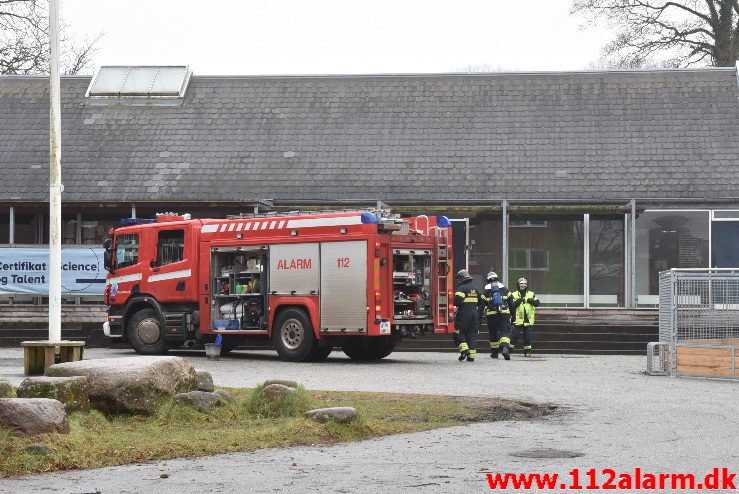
[103,210,454,362]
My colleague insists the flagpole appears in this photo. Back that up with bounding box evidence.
[48,0,62,343]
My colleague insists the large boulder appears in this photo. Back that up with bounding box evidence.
[45,357,197,415]
[263,379,298,389]
[0,398,69,435]
[304,407,357,423]
[262,383,294,403]
[17,376,90,412]
[0,379,13,398]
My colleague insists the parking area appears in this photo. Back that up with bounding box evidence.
[1,347,737,493]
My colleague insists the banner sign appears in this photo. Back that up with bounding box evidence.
[0,247,105,295]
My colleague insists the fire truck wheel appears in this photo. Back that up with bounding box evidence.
[272,308,315,362]
[126,308,169,355]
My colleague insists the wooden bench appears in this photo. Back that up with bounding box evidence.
[20,340,85,376]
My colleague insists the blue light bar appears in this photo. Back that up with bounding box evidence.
[119,218,156,226]
[361,212,380,224]
[437,216,452,228]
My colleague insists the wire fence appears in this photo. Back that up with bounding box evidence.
[654,269,739,379]
[659,269,739,342]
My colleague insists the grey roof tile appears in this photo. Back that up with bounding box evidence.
[2,70,739,203]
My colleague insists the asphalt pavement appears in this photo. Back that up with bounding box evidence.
[0,347,737,493]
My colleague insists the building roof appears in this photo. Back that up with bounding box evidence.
[2,69,739,205]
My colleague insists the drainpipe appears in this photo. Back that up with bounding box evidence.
[502,200,508,287]
[629,199,636,308]
[9,206,14,245]
[584,214,590,308]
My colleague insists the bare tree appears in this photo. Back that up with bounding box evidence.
[0,0,101,75]
[571,0,739,68]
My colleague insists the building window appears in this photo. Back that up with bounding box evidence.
[712,221,739,269]
[14,213,40,244]
[635,210,709,306]
[468,216,502,284]
[156,229,185,266]
[510,219,548,228]
[590,215,624,307]
[115,234,139,269]
[81,215,120,245]
[0,208,8,244]
[510,248,549,271]
[510,215,584,307]
[63,214,78,244]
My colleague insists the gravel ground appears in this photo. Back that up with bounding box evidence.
[0,347,737,493]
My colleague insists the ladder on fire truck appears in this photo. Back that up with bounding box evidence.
[434,227,450,327]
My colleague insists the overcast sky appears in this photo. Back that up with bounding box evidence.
[62,0,612,76]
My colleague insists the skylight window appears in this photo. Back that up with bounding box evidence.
[86,65,191,98]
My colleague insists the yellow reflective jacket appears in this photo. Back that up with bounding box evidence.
[510,290,539,326]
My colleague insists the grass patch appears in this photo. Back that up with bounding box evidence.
[0,389,552,477]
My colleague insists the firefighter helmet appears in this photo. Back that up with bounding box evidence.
[456,269,473,283]
[486,271,498,282]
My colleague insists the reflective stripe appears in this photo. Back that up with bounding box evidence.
[489,342,500,349]
[286,216,363,228]
[459,343,469,351]
[148,269,192,283]
[499,337,511,344]
[201,224,218,233]
[523,345,532,350]
[463,297,479,302]
[106,273,142,285]
[454,291,466,297]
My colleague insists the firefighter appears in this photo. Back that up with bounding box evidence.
[510,277,540,357]
[482,270,513,360]
[453,269,483,362]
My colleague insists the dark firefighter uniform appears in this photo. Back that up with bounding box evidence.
[481,272,513,360]
[510,277,540,357]
[453,270,483,362]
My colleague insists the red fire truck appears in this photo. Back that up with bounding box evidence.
[102,210,454,361]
